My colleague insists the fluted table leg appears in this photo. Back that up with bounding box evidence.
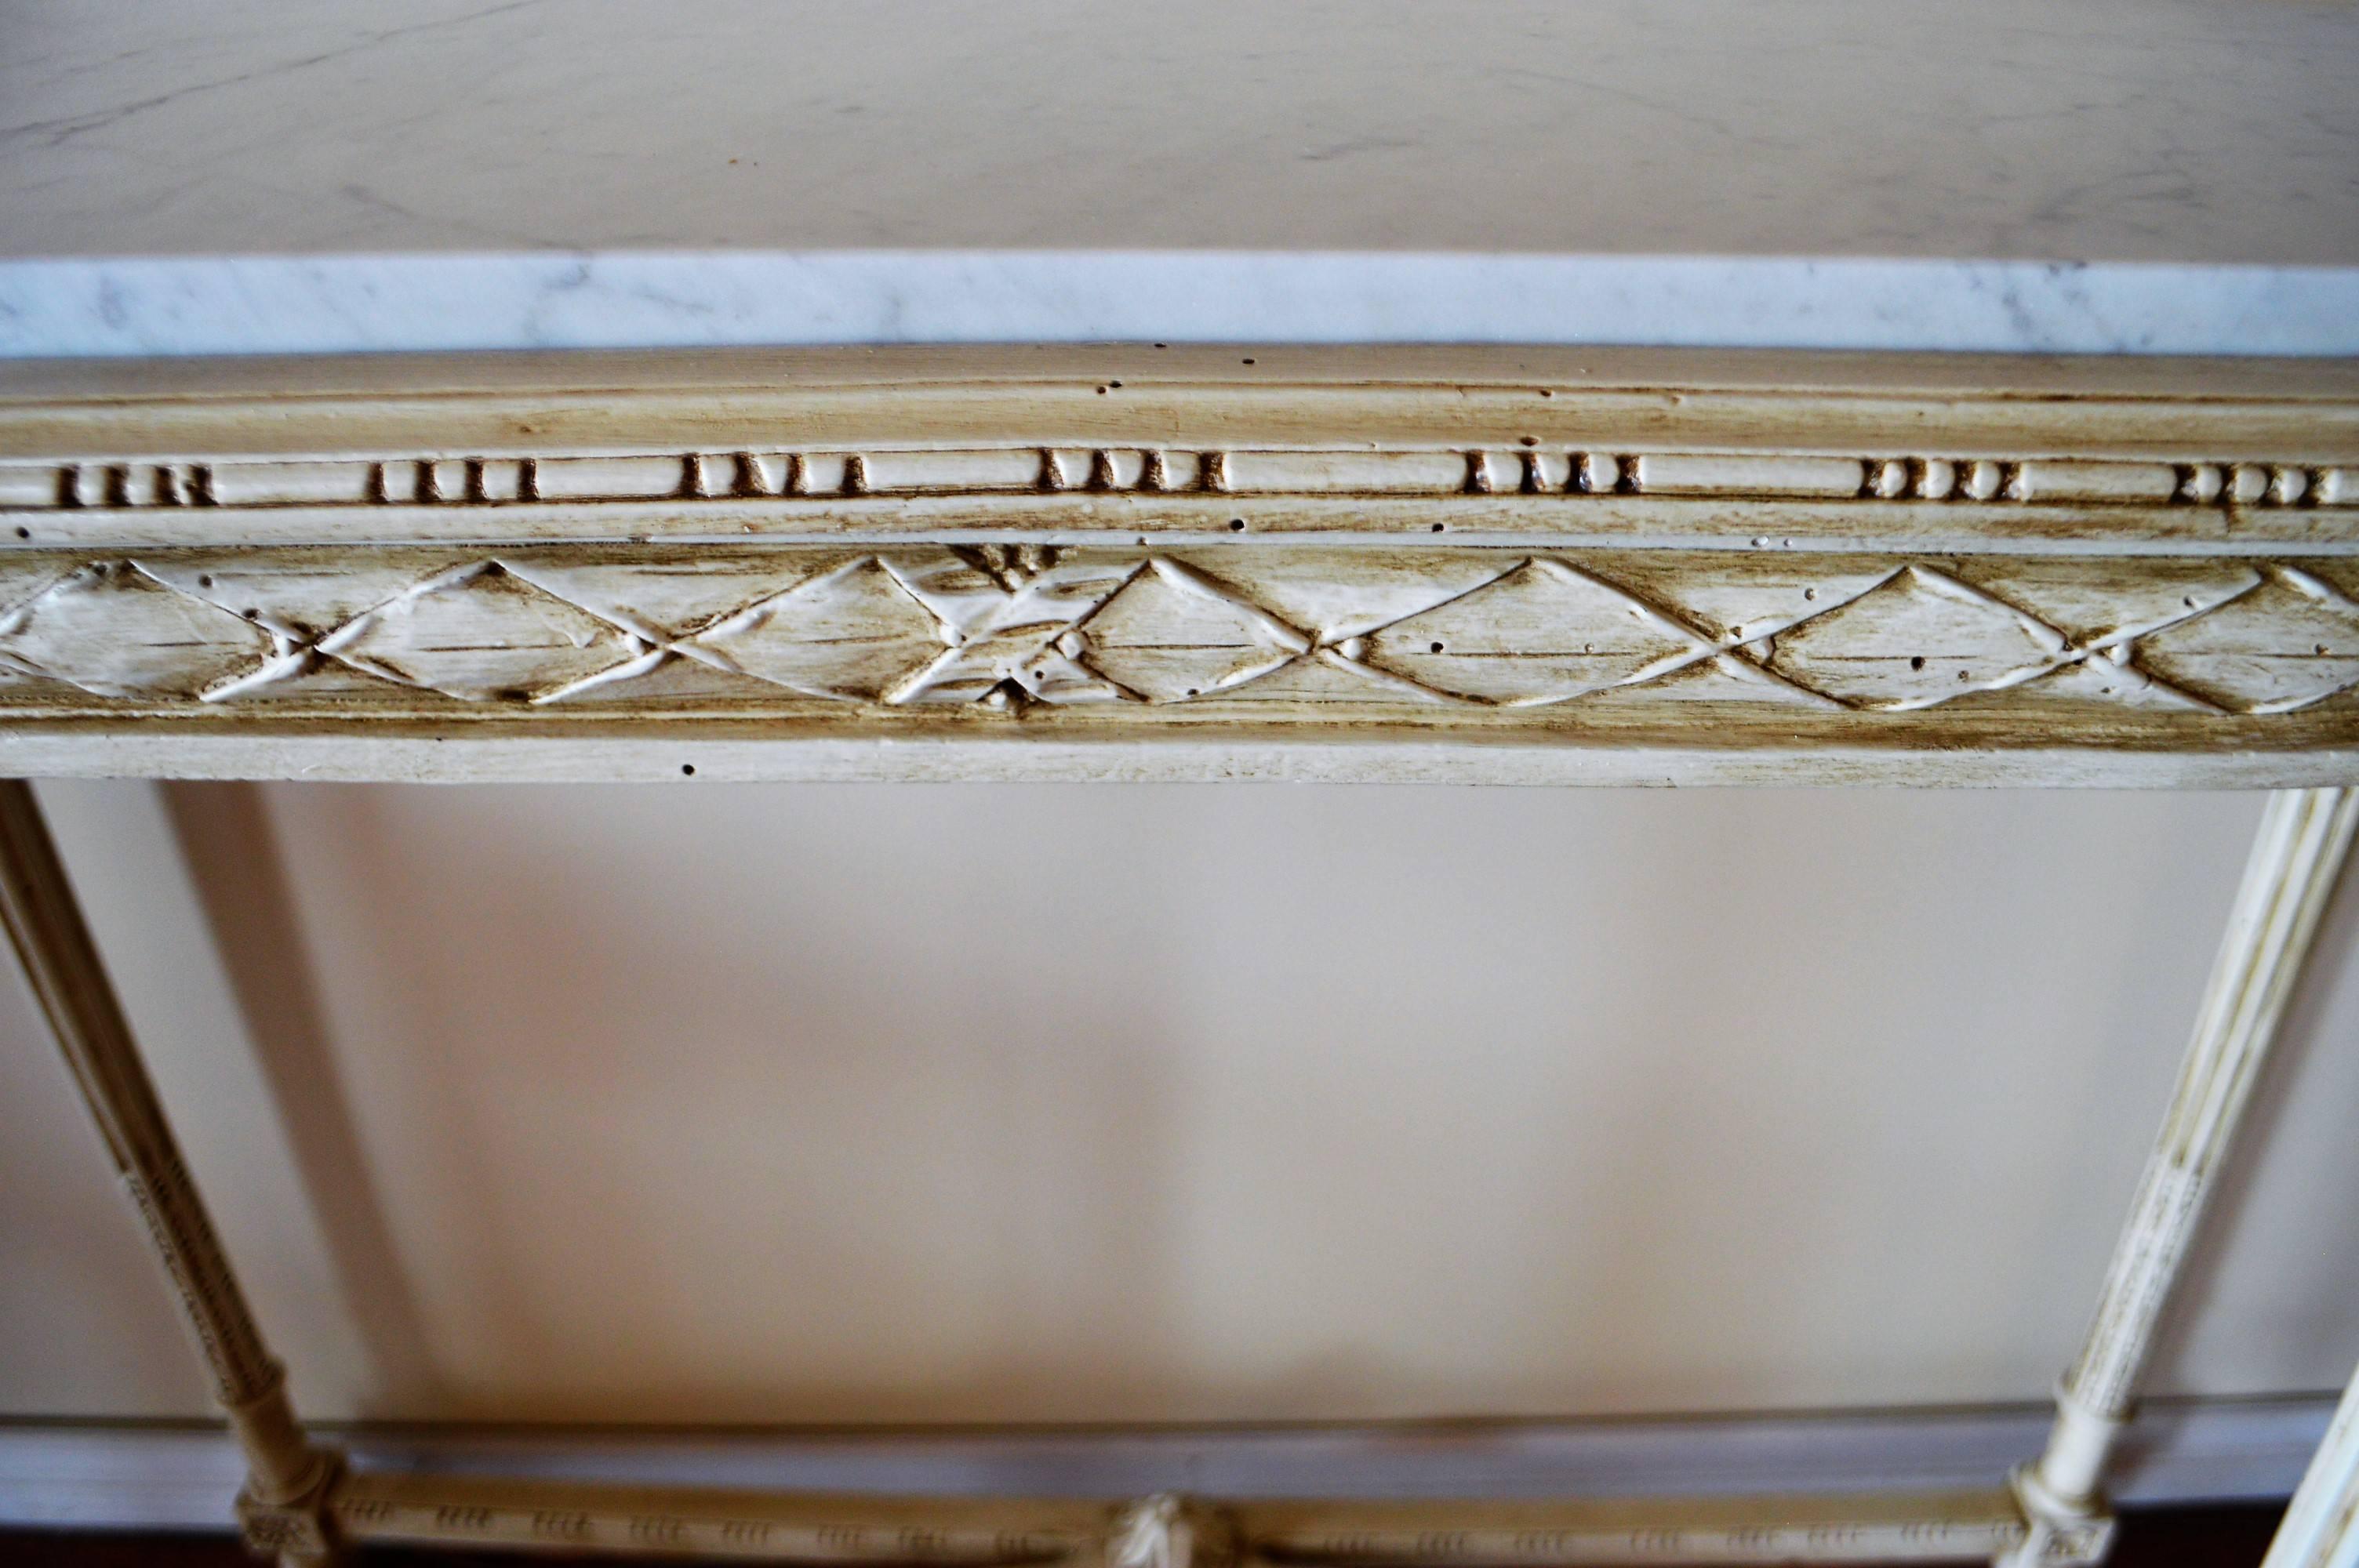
[2005,787,2359,1564]
[0,781,339,1563]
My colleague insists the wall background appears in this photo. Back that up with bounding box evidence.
[5,782,2356,1426]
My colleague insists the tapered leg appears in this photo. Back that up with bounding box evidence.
[0,781,339,1562]
[2004,788,2359,1564]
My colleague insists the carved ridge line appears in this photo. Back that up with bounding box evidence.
[1498,557,1843,710]
[5,451,2353,512]
[2,546,2356,717]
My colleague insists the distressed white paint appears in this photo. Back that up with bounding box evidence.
[0,350,2354,784]
[0,784,328,1526]
[2005,788,2359,1565]
[1631,455,1866,497]
[2264,1367,2359,1568]
[0,344,2355,1561]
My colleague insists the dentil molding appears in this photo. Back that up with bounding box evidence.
[2,347,2356,785]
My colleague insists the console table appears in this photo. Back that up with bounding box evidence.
[0,346,2354,1566]
[5,1,2357,1563]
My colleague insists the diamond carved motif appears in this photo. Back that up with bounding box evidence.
[318,562,645,702]
[2132,569,2359,713]
[0,561,274,699]
[1074,560,1310,702]
[0,546,2353,724]
[692,557,947,702]
[1766,567,2067,710]
[1364,560,1712,705]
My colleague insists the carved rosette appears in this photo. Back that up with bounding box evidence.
[236,1455,343,1565]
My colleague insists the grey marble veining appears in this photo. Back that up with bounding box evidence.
[3,252,2357,358]
[3,0,2355,357]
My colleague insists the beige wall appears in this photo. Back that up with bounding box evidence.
[4,782,2357,1426]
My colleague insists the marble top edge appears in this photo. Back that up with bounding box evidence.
[4,252,2357,360]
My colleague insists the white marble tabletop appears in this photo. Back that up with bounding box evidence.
[3,0,2355,356]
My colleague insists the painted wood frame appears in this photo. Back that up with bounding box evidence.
[3,348,2359,786]
[2,347,2356,1566]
